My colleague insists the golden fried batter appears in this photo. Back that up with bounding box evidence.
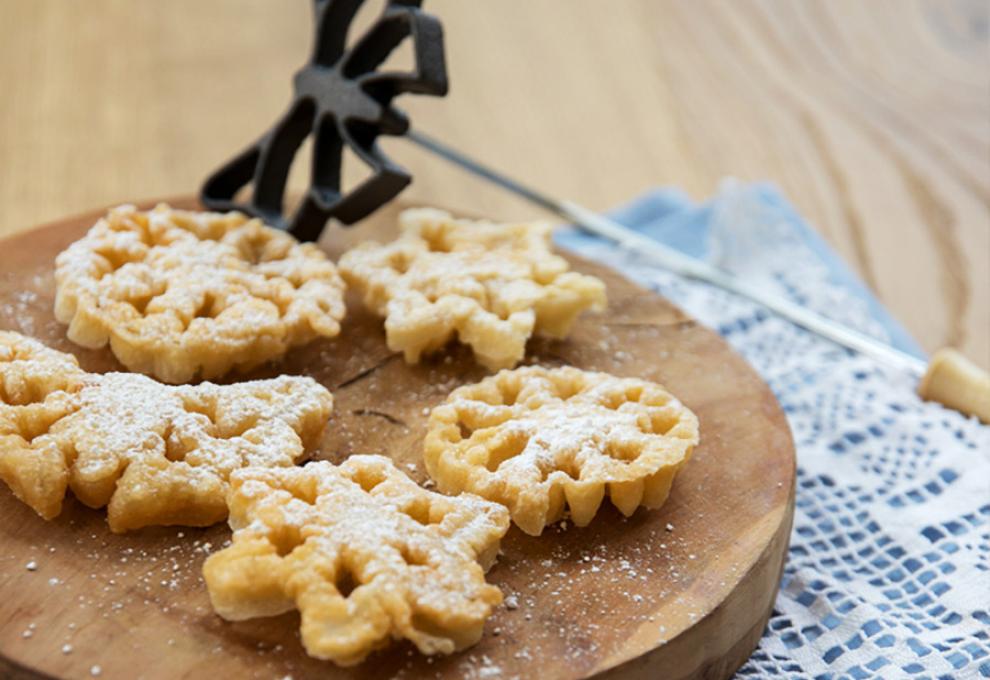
[55,204,346,383]
[339,208,605,371]
[425,366,699,535]
[0,331,333,532]
[203,455,509,665]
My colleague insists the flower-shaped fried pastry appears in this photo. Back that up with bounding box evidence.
[0,331,333,532]
[54,204,346,384]
[424,366,699,535]
[203,455,509,666]
[339,208,606,370]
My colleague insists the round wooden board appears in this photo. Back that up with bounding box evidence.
[0,198,795,680]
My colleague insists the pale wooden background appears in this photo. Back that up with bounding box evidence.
[0,0,987,367]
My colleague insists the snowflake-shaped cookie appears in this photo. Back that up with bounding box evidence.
[54,204,347,384]
[0,331,333,532]
[424,366,699,535]
[203,455,510,666]
[339,208,606,370]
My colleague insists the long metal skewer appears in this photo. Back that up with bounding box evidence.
[405,127,928,376]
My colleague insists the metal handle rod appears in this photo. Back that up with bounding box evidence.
[405,127,928,377]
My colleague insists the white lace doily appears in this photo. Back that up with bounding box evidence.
[558,185,990,679]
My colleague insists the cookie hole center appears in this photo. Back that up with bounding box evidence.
[288,479,319,505]
[25,428,50,446]
[457,421,473,440]
[334,568,357,598]
[194,293,220,319]
[649,410,678,435]
[180,396,220,427]
[555,382,582,401]
[21,406,74,441]
[485,434,529,472]
[231,228,276,265]
[95,247,139,274]
[352,467,387,493]
[401,497,438,525]
[422,233,453,253]
[129,294,153,315]
[389,252,410,274]
[554,457,582,481]
[603,393,626,410]
[223,415,261,439]
[271,526,304,557]
[497,381,521,406]
[604,441,640,462]
[162,426,188,462]
[399,544,428,567]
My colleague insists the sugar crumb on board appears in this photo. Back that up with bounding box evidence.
[15,507,730,679]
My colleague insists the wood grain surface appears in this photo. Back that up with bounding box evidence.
[0,1,987,369]
[0,199,795,680]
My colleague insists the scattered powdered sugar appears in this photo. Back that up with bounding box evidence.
[476,656,503,678]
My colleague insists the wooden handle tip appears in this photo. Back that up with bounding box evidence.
[918,348,990,424]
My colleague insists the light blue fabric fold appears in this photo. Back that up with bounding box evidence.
[554,183,925,358]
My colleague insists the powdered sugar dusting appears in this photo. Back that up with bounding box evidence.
[52,204,346,383]
[204,456,510,665]
[0,331,333,532]
[425,366,699,535]
[339,207,606,371]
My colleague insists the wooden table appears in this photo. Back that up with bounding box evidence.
[0,0,987,368]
